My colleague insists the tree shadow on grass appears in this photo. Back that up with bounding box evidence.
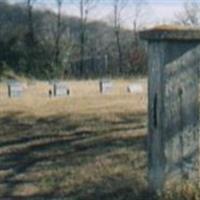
[0,111,148,199]
[65,174,157,200]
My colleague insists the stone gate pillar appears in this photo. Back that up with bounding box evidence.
[140,25,200,190]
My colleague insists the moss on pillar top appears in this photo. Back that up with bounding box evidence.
[140,25,200,41]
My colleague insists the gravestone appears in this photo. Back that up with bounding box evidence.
[140,25,200,190]
[53,82,70,97]
[127,83,143,93]
[99,79,113,94]
[8,82,23,98]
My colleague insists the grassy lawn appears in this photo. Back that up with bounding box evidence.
[0,79,148,199]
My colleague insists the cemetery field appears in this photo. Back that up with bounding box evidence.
[0,79,149,199]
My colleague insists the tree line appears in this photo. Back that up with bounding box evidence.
[0,0,147,79]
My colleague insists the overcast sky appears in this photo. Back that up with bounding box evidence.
[9,0,196,29]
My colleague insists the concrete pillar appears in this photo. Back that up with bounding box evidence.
[140,25,200,190]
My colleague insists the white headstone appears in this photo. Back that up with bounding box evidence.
[8,82,23,98]
[99,79,113,94]
[53,82,70,97]
[127,84,143,93]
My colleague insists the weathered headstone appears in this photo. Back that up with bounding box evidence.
[99,79,113,94]
[8,82,23,98]
[53,82,70,97]
[127,84,143,93]
[140,25,200,190]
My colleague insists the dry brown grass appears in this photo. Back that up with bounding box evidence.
[1,79,199,200]
[3,78,195,200]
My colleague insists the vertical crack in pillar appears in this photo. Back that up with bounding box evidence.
[178,87,184,179]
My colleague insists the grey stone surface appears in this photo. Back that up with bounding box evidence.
[99,79,113,94]
[140,25,200,190]
[140,25,200,41]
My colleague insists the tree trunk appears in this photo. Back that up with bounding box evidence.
[80,0,85,77]
[26,0,36,75]
[115,29,123,74]
[55,1,62,68]
[27,0,35,46]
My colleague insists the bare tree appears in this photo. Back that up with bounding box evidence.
[132,0,146,45]
[130,0,147,75]
[26,0,37,46]
[25,0,37,74]
[54,0,64,67]
[69,0,99,77]
[176,0,200,26]
[78,0,97,76]
[112,0,128,74]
